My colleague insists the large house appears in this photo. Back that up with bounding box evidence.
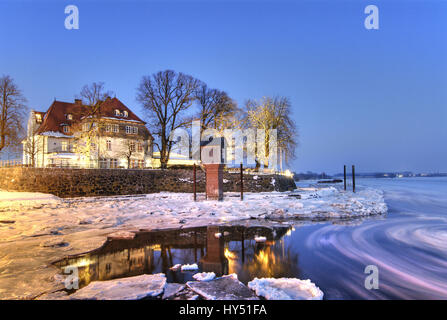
[22,97,154,168]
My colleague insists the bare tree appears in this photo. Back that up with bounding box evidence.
[78,82,114,108]
[194,84,239,132]
[23,127,42,167]
[136,70,200,169]
[72,82,114,164]
[119,139,136,169]
[0,75,27,153]
[244,96,297,170]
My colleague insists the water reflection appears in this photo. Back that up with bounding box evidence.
[55,224,296,288]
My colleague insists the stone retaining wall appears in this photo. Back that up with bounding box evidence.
[0,167,296,198]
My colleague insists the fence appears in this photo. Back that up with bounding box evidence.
[0,159,148,169]
[0,159,23,168]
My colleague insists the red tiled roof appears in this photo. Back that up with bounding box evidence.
[36,97,147,136]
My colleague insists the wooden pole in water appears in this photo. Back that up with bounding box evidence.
[344,165,347,191]
[240,163,244,201]
[193,163,197,201]
[352,165,356,193]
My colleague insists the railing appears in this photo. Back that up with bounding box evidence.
[0,159,153,170]
[0,159,23,168]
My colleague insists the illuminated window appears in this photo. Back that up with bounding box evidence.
[35,114,42,123]
[61,141,68,152]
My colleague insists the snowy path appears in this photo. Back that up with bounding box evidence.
[0,186,386,299]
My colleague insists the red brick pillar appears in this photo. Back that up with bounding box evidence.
[205,163,224,200]
[199,226,228,276]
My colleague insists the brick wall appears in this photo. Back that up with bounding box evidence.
[0,167,296,198]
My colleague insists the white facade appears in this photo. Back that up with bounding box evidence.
[22,111,154,169]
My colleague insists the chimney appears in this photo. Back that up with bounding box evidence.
[74,99,82,105]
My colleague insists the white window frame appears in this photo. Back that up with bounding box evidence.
[112,124,119,133]
[115,109,120,116]
[123,111,128,118]
[63,126,69,133]
[126,126,132,134]
[132,126,138,134]
[61,141,68,152]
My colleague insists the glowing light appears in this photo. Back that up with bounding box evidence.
[282,169,294,178]
[224,248,237,260]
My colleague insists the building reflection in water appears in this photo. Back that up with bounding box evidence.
[55,224,300,289]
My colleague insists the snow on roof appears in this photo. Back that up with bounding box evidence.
[40,131,73,138]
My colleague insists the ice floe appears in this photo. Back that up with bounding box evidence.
[248,277,324,300]
[181,263,199,271]
[192,272,216,282]
[69,274,166,300]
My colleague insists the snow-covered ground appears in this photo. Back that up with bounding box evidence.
[0,185,386,299]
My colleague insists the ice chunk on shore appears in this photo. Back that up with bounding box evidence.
[187,276,258,300]
[162,283,186,299]
[69,274,166,300]
[193,272,216,282]
[248,277,324,300]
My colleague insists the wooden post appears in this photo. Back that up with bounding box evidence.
[240,163,244,201]
[193,163,197,201]
[344,165,347,191]
[352,165,356,193]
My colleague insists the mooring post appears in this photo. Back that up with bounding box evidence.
[344,165,347,191]
[193,163,197,201]
[240,163,244,201]
[352,165,356,193]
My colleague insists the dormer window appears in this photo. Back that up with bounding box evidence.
[35,114,42,123]
[66,114,73,120]
[123,111,128,118]
[115,109,120,116]
[63,125,69,133]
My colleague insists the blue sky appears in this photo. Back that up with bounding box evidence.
[0,0,446,173]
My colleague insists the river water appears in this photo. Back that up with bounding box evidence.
[57,177,447,299]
